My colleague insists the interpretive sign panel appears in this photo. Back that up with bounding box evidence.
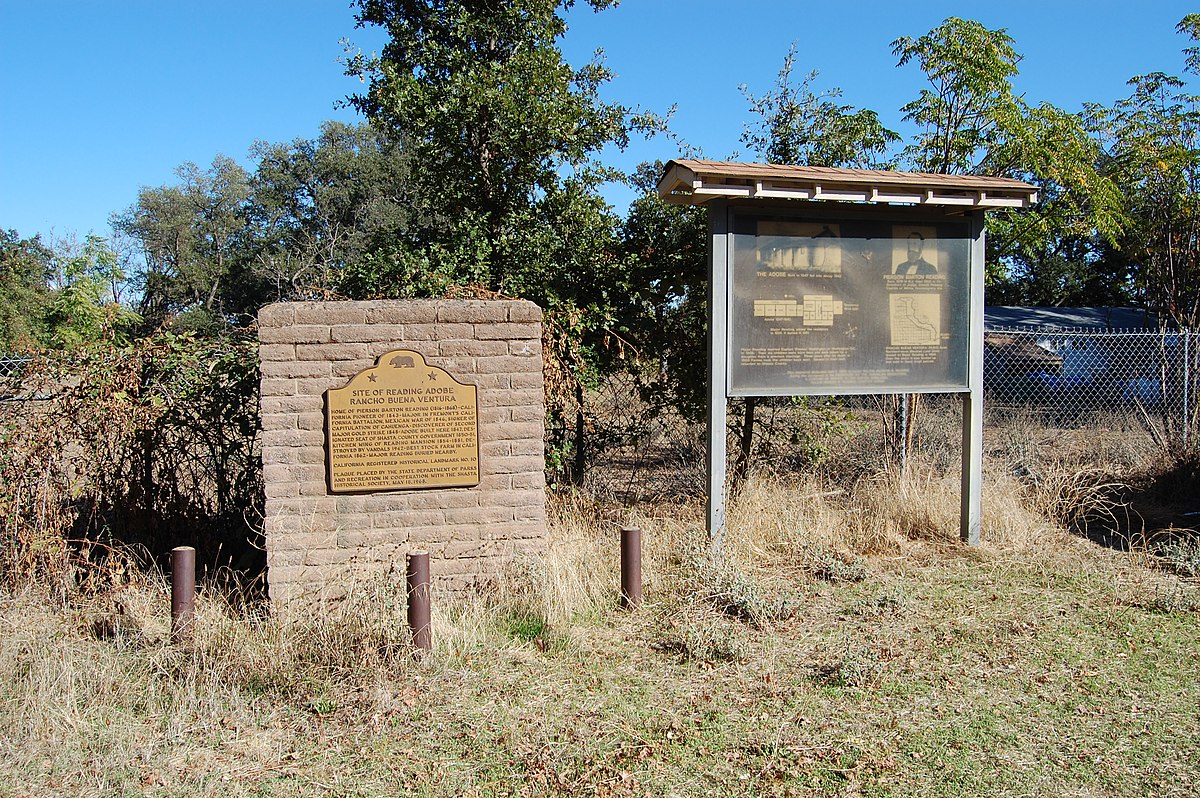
[729,210,973,395]
[324,349,479,493]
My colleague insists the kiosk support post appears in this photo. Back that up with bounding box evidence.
[707,201,730,553]
[961,214,986,545]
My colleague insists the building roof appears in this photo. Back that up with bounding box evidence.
[657,159,1039,209]
[984,306,1159,330]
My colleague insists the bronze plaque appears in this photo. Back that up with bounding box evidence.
[324,350,480,493]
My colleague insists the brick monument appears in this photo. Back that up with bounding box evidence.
[257,300,546,601]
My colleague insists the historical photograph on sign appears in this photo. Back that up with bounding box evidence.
[892,225,939,275]
[757,221,842,276]
[729,212,972,394]
[324,350,480,493]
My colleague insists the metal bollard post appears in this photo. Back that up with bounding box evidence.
[170,546,196,644]
[407,552,432,654]
[620,526,642,610]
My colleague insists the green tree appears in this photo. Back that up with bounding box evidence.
[893,17,1124,307]
[344,0,654,300]
[345,0,668,481]
[44,235,139,347]
[892,18,1022,176]
[1092,65,1200,327]
[741,43,898,170]
[0,230,53,349]
[113,155,252,330]
[248,121,418,300]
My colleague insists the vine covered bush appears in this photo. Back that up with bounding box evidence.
[0,332,263,591]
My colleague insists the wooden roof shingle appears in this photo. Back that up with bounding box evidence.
[657,159,1039,209]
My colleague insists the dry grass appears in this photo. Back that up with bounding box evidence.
[2,455,1199,796]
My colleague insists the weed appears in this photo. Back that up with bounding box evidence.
[1155,535,1200,577]
[688,554,801,628]
[809,640,886,689]
[853,586,908,617]
[653,618,750,664]
[802,544,868,583]
[1124,583,1200,614]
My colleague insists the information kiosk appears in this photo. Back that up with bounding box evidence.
[657,160,1038,546]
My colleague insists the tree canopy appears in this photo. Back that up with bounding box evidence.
[343,0,656,305]
[11,11,1200,385]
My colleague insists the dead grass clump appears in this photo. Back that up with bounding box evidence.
[974,469,1068,553]
[1022,465,1130,537]
[489,495,615,629]
[848,468,960,546]
[723,459,1074,560]
[725,473,856,557]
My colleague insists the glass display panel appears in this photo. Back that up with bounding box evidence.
[729,211,973,395]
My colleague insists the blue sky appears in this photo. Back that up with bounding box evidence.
[1,1,1196,242]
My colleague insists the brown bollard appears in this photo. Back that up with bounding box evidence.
[620,527,642,609]
[407,552,432,654]
[170,546,196,644]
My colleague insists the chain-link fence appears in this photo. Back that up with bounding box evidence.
[8,327,1196,506]
[577,326,1200,503]
[0,356,30,381]
[984,326,1197,446]
[0,356,32,400]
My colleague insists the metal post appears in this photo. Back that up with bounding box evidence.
[407,552,431,654]
[707,201,730,554]
[620,527,642,609]
[170,546,196,644]
[960,213,986,546]
[1184,330,1191,448]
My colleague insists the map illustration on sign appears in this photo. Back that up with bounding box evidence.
[324,350,480,493]
[753,295,845,326]
[890,294,941,346]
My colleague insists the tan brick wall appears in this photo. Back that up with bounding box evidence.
[258,300,546,602]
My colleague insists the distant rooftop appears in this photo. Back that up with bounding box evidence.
[984,306,1159,330]
[657,159,1039,209]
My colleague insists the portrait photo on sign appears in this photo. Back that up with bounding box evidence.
[892,225,938,275]
[757,221,842,275]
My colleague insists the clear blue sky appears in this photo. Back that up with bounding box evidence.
[1,1,1195,242]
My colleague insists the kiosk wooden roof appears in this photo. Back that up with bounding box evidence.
[657,159,1039,209]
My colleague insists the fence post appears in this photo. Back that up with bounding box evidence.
[1185,330,1191,449]
[407,552,431,654]
[170,546,196,645]
[620,526,642,609]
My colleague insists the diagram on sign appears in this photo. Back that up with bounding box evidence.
[890,294,940,345]
[753,295,845,326]
[757,221,842,275]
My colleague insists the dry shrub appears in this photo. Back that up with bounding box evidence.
[0,334,263,592]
